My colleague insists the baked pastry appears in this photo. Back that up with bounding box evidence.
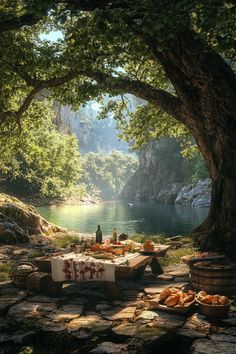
[219,296,229,305]
[159,288,172,301]
[143,240,154,252]
[164,294,180,307]
[182,294,195,303]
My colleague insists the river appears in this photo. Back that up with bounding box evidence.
[37,200,209,237]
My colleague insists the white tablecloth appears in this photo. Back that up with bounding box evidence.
[51,252,138,283]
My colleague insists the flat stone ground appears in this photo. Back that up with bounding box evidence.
[1,243,236,354]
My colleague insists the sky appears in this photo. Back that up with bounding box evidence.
[40,31,63,41]
[39,31,102,113]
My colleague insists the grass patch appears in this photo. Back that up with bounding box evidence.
[130,234,168,244]
[159,247,195,267]
[130,233,192,245]
[51,232,80,248]
[29,249,44,258]
[0,262,11,282]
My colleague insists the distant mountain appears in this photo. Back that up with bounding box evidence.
[54,101,130,154]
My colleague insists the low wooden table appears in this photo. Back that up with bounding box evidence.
[140,245,171,275]
[34,254,152,299]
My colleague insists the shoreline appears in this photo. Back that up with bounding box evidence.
[14,195,101,207]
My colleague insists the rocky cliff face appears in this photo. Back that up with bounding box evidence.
[122,138,186,200]
[122,138,211,208]
[175,179,211,207]
[54,102,130,154]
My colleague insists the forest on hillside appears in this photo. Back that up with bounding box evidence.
[0,96,209,201]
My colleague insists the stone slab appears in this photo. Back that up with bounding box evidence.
[66,315,112,332]
[144,282,189,294]
[90,342,128,354]
[101,306,136,320]
[112,321,166,341]
[191,338,236,354]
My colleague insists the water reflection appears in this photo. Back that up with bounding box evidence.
[37,200,209,236]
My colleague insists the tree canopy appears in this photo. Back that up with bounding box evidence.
[81,150,138,199]
[0,99,82,198]
[0,1,235,128]
[1,0,236,257]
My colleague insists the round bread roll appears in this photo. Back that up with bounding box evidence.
[219,296,229,305]
[182,294,195,303]
[200,295,212,304]
[164,294,180,307]
[169,287,179,294]
[159,288,171,301]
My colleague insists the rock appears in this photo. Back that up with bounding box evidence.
[0,290,28,314]
[120,290,143,300]
[121,138,186,201]
[191,338,236,354]
[144,282,189,294]
[156,183,184,204]
[175,179,211,208]
[0,194,65,241]
[183,313,211,334]
[210,334,236,343]
[90,342,128,354]
[27,295,60,303]
[166,270,189,278]
[101,306,136,320]
[0,213,29,244]
[118,282,143,291]
[153,311,185,330]
[66,315,112,332]
[220,313,236,326]
[156,274,174,281]
[113,321,166,340]
[6,301,56,321]
[71,329,91,339]
[176,328,207,339]
[0,331,36,345]
[96,303,111,312]
[36,318,66,332]
[47,304,84,322]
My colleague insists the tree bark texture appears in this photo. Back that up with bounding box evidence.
[149,32,236,259]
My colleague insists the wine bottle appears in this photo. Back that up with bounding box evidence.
[96,225,102,244]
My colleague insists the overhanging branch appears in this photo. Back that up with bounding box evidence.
[13,67,183,123]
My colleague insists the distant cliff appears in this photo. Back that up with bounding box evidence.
[122,138,186,201]
[122,137,211,207]
[54,102,130,154]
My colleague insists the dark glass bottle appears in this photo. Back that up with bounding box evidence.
[96,225,102,244]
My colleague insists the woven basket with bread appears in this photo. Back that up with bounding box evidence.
[196,291,231,318]
[149,287,196,314]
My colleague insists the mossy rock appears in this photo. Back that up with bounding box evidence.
[0,213,29,244]
[0,194,66,244]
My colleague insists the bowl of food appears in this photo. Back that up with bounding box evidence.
[196,291,231,318]
[150,287,196,314]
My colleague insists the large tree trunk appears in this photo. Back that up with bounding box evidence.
[151,31,236,259]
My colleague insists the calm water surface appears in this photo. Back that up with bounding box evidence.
[37,200,209,236]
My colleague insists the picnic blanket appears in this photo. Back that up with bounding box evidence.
[51,252,138,283]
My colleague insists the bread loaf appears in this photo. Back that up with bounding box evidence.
[164,294,179,307]
[159,288,171,301]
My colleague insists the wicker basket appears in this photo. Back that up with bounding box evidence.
[196,298,231,318]
[10,261,38,288]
